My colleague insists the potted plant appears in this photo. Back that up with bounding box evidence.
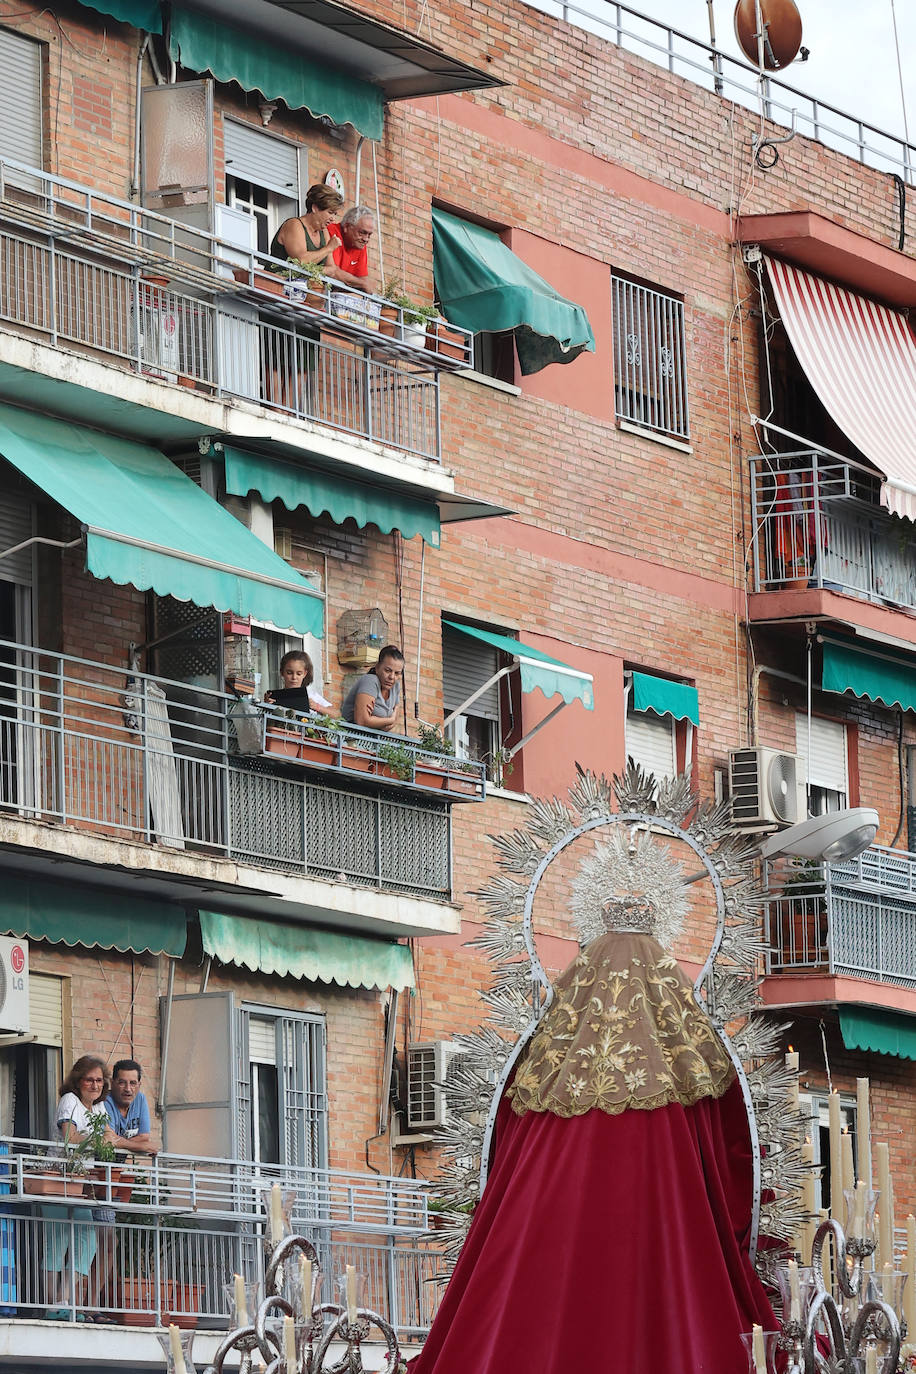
[426,314,468,361]
[85,1114,134,1205]
[22,1145,90,1197]
[376,739,416,782]
[382,283,437,346]
[777,857,828,966]
[120,1199,201,1328]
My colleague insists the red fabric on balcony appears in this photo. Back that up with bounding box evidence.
[765,256,916,520]
[410,1078,776,1374]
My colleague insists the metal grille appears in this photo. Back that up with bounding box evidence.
[612,274,689,440]
[749,450,916,615]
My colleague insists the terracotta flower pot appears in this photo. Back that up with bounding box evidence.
[426,319,467,360]
[265,727,305,759]
[23,1172,86,1197]
[379,303,399,337]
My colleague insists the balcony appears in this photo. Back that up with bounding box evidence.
[0,638,467,913]
[764,845,916,1002]
[748,449,916,624]
[0,158,472,466]
[0,1138,441,1335]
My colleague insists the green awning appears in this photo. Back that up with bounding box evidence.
[199,911,415,991]
[631,671,699,725]
[822,637,916,713]
[223,447,441,547]
[431,209,595,376]
[0,405,322,636]
[442,619,594,709]
[1,875,186,956]
[169,7,383,140]
[77,0,163,30]
[840,1008,916,1061]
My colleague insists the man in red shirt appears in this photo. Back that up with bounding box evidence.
[326,206,375,292]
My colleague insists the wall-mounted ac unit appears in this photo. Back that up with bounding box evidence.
[729,747,806,829]
[405,1040,457,1133]
[0,934,29,1034]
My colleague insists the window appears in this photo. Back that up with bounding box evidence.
[625,703,676,780]
[0,27,42,173]
[802,1091,857,1213]
[624,672,697,783]
[224,120,301,256]
[237,1005,327,1170]
[249,621,326,705]
[612,273,689,440]
[442,621,508,782]
[795,713,848,815]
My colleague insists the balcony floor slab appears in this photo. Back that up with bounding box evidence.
[0,332,455,500]
[748,585,916,644]
[762,972,916,1015]
[0,813,460,939]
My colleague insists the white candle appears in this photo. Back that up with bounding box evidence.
[828,1092,843,1218]
[283,1315,297,1372]
[788,1258,801,1322]
[785,1049,800,1110]
[234,1272,248,1325]
[856,1078,872,1189]
[866,1345,878,1374]
[169,1323,186,1374]
[346,1264,357,1326]
[876,1143,892,1269]
[841,1130,855,1203]
[270,1183,283,1245]
[853,1180,867,1240]
[906,1215,916,1335]
[300,1254,313,1312]
[752,1323,767,1374]
[801,1139,817,1261]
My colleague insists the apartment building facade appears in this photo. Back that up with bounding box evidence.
[0,0,915,1367]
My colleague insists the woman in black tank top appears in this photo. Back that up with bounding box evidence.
[270,183,344,265]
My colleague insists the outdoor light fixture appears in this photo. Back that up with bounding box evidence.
[757,808,880,864]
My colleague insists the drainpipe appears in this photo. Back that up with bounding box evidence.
[906,745,916,854]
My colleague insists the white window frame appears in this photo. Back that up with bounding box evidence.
[801,1090,857,1214]
[224,121,303,257]
[612,273,689,441]
[236,1002,328,1171]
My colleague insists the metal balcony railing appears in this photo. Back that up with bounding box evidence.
[0,638,454,900]
[764,845,916,987]
[0,1138,442,1332]
[0,159,473,463]
[748,449,916,614]
[523,1,916,183]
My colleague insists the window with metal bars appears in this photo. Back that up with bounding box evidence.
[611,274,689,441]
[236,1005,328,1170]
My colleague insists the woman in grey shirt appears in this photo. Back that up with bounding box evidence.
[341,646,405,730]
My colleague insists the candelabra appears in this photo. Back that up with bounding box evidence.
[203,1232,404,1374]
[751,1191,909,1374]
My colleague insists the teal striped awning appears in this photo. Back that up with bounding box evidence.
[631,671,699,725]
[77,0,163,29]
[840,1008,916,1061]
[822,636,916,713]
[223,447,441,546]
[199,912,415,991]
[1,875,187,956]
[442,620,594,709]
[0,405,323,636]
[169,7,384,139]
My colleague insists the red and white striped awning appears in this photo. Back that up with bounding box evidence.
[765,255,916,520]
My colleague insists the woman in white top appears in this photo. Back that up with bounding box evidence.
[44,1055,117,1320]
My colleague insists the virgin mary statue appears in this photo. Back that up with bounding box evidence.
[410,821,778,1373]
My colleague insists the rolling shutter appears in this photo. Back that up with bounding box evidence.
[29,972,63,1046]
[247,1015,277,1065]
[0,28,42,169]
[795,713,848,794]
[625,710,676,779]
[442,623,499,721]
[0,493,35,586]
[223,119,300,199]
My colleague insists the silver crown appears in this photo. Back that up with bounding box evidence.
[601,893,657,934]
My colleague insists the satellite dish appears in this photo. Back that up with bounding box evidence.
[734,0,803,70]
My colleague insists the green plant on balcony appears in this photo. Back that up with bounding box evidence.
[489,745,514,788]
[382,278,437,326]
[377,739,416,781]
[416,721,456,760]
[777,857,827,966]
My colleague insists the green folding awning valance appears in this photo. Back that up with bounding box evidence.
[77,0,163,28]
[631,671,699,725]
[822,637,916,713]
[1,876,187,956]
[223,447,441,547]
[169,7,383,140]
[840,1008,916,1061]
[0,405,322,636]
[199,912,415,991]
[442,619,594,709]
[431,208,595,376]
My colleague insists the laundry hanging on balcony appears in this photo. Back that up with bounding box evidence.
[432,209,595,375]
[764,256,916,519]
[0,404,323,636]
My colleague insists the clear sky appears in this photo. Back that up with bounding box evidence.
[637,0,915,144]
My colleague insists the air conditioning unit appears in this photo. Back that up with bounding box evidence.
[0,934,29,1034]
[405,1040,457,1133]
[729,747,806,829]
